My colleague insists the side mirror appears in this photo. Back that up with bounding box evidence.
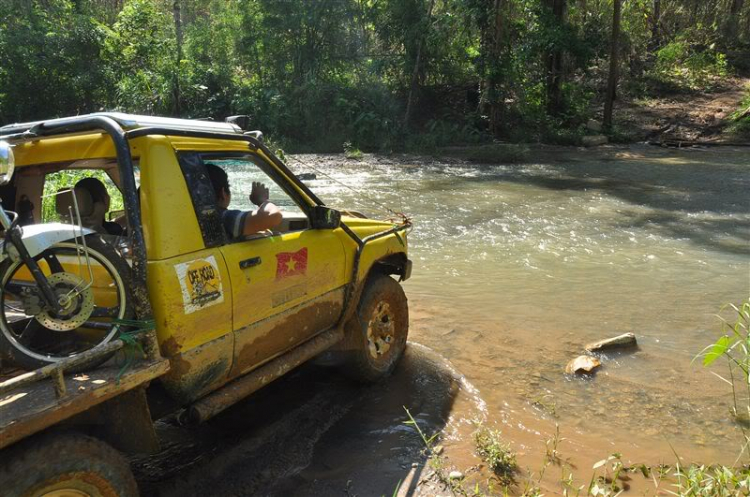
[310,206,341,230]
[0,141,14,185]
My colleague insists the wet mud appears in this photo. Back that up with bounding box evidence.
[132,344,484,496]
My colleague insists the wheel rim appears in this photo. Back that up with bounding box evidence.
[43,489,92,497]
[35,476,106,497]
[366,301,395,360]
[34,272,95,331]
[0,242,127,363]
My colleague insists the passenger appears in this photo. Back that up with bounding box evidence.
[74,177,125,236]
[205,163,283,239]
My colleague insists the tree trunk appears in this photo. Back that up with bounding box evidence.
[603,0,621,131]
[404,0,436,129]
[478,0,506,137]
[173,0,183,116]
[649,0,661,53]
[725,0,744,45]
[545,0,566,116]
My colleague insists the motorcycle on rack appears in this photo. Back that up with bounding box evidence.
[0,141,133,372]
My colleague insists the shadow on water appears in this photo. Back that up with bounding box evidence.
[450,155,750,256]
[132,344,464,497]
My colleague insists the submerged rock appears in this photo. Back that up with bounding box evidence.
[565,355,601,374]
[585,333,637,352]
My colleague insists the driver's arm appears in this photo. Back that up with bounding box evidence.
[241,201,282,235]
[241,181,282,235]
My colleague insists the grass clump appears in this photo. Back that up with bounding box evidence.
[474,426,517,478]
[671,463,750,496]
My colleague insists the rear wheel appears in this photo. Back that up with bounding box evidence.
[340,274,409,382]
[0,235,133,371]
[0,432,138,497]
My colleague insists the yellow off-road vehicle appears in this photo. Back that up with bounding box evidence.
[0,113,411,496]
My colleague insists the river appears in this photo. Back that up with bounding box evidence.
[288,145,749,474]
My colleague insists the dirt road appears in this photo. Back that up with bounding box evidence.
[618,77,749,143]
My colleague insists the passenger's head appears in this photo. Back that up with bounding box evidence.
[205,163,230,208]
[75,177,110,211]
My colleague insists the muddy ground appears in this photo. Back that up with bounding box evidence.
[132,344,484,497]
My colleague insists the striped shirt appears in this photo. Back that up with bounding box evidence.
[220,208,249,240]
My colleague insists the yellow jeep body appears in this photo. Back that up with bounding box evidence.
[4,114,410,404]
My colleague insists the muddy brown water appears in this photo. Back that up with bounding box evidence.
[134,145,748,495]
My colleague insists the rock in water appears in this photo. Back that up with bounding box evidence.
[565,355,601,374]
[585,333,637,352]
[582,135,608,147]
[448,471,464,480]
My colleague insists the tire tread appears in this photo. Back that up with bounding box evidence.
[340,273,409,383]
[0,431,138,497]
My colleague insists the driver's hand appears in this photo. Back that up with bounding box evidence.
[249,181,270,206]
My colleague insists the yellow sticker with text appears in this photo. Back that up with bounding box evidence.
[175,255,224,314]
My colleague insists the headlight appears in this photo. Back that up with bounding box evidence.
[0,141,15,185]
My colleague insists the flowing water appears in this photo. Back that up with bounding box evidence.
[288,145,749,471]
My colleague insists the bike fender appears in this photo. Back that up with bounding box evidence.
[12,223,97,259]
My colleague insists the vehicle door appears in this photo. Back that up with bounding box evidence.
[178,152,348,379]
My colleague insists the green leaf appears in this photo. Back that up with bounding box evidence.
[391,479,402,497]
[703,335,733,366]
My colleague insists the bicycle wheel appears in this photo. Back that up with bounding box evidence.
[0,235,134,371]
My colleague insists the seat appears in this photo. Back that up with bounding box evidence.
[55,187,105,233]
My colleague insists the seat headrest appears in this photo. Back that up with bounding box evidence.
[56,187,95,219]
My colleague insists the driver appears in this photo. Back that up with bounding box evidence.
[205,163,282,239]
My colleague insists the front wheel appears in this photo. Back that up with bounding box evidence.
[0,235,134,371]
[340,274,409,383]
[0,432,139,497]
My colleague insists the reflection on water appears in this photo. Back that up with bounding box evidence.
[289,145,749,465]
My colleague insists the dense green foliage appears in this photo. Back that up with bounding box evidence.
[0,0,748,150]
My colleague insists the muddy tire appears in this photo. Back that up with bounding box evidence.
[340,274,409,383]
[0,431,138,497]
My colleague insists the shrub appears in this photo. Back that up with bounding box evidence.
[474,426,517,478]
[651,38,729,90]
[699,299,750,424]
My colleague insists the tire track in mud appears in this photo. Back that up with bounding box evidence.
[132,344,487,496]
[166,391,360,495]
[132,368,363,496]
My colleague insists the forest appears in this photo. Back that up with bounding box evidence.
[0,0,748,151]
